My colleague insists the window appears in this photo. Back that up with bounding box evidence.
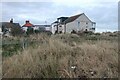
[78,22,80,27]
[59,31,62,33]
[90,28,95,30]
[92,28,95,30]
[85,29,88,31]
[86,22,88,24]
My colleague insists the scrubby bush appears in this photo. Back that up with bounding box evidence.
[71,30,77,34]
[83,31,94,35]
[94,33,101,35]
[26,27,34,35]
[34,30,40,34]
[2,44,22,57]
[11,26,23,36]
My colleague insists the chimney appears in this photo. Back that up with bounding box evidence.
[26,20,29,23]
[10,18,13,23]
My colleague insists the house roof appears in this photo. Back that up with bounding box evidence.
[64,13,84,24]
[53,21,58,23]
[34,25,51,27]
[0,22,21,28]
[22,23,34,27]
[22,21,34,27]
[57,17,68,20]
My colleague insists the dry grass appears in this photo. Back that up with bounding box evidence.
[2,33,118,78]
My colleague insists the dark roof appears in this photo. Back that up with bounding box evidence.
[34,25,51,27]
[44,25,51,27]
[53,21,58,23]
[34,25,45,27]
[57,17,68,20]
[0,22,21,28]
[64,13,84,24]
[57,17,69,24]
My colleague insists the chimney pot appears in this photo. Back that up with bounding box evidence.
[10,18,13,23]
[26,20,29,23]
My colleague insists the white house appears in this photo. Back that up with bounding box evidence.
[51,21,58,34]
[51,13,96,34]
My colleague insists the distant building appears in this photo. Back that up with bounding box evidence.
[22,20,35,31]
[34,25,51,31]
[34,25,46,31]
[0,19,22,36]
[44,25,51,31]
[51,13,96,34]
[22,21,51,32]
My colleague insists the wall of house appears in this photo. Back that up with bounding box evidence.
[51,23,57,34]
[22,27,28,32]
[65,14,95,33]
[62,25,65,33]
[76,14,94,32]
[0,28,2,32]
[66,21,78,33]
[45,27,51,31]
[77,21,95,32]
[23,26,43,32]
[33,26,39,30]
[0,27,2,34]
[58,24,65,33]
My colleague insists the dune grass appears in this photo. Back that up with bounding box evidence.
[2,33,118,78]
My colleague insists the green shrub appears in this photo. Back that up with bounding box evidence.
[94,33,101,35]
[11,26,23,36]
[86,36,98,40]
[26,27,34,35]
[2,44,22,57]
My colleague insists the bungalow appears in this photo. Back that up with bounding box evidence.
[51,13,96,34]
[22,20,35,32]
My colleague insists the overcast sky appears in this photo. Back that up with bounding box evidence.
[1,0,119,32]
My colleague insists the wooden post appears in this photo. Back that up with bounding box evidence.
[22,38,25,49]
